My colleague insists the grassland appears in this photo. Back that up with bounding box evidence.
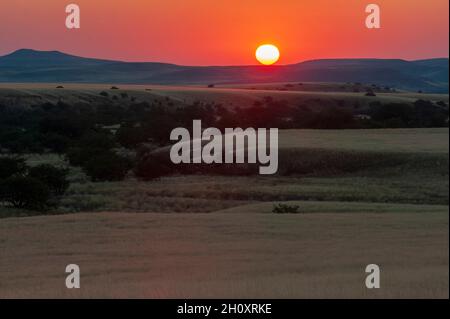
[0,128,448,298]
[279,128,449,153]
[0,85,448,298]
[1,83,448,111]
[0,128,446,217]
[0,211,447,298]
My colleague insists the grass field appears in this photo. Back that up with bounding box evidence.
[0,211,447,298]
[0,128,444,217]
[279,128,449,152]
[1,83,448,110]
[0,89,448,298]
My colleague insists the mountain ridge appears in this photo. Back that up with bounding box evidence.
[0,49,448,93]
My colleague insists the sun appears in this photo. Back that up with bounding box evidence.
[255,44,280,65]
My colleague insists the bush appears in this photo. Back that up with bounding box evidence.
[272,203,301,214]
[41,133,70,154]
[66,147,103,166]
[0,157,27,179]
[39,114,91,139]
[134,152,173,180]
[116,126,148,148]
[0,127,41,153]
[77,131,116,150]
[83,153,131,181]
[28,164,70,196]
[0,176,51,211]
[65,130,115,166]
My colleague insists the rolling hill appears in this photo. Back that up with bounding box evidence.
[0,49,448,93]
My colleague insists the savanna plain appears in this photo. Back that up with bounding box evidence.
[0,83,448,298]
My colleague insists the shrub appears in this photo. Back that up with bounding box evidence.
[99,91,109,97]
[77,131,116,150]
[28,164,70,196]
[272,203,301,214]
[0,157,27,179]
[41,133,70,154]
[83,153,131,181]
[66,147,102,167]
[369,103,413,126]
[66,132,116,166]
[0,127,41,153]
[116,126,148,148]
[0,176,51,211]
[39,114,91,139]
[134,152,173,180]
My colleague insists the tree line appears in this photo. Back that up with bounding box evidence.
[0,95,448,211]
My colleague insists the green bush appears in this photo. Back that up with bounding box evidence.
[134,152,173,181]
[116,126,148,149]
[0,157,27,179]
[0,176,51,211]
[77,131,116,150]
[1,160,71,212]
[41,133,70,154]
[66,147,105,167]
[272,203,301,214]
[28,164,70,196]
[0,127,42,153]
[83,153,131,181]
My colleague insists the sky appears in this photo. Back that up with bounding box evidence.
[0,0,448,65]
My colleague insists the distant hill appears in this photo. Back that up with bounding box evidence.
[0,49,448,93]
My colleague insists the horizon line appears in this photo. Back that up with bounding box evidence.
[1,48,449,68]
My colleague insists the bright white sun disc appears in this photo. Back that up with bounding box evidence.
[256,44,280,65]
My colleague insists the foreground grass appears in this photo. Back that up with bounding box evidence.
[0,211,447,298]
[0,127,448,298]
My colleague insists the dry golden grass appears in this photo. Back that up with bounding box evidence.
[279,128,449,153]
[0,211,447,298]
[1,82,446,109]
[0,105,447,298]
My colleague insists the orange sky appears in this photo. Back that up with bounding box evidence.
[0,0,448,65]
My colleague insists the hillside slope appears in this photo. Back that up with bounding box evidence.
[0,49,448,93]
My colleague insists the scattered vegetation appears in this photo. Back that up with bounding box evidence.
[28,164,70,196]
[0,86,448,215]
[0,157,69,211]
[82,152,131,181]
[272,203,301,214]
